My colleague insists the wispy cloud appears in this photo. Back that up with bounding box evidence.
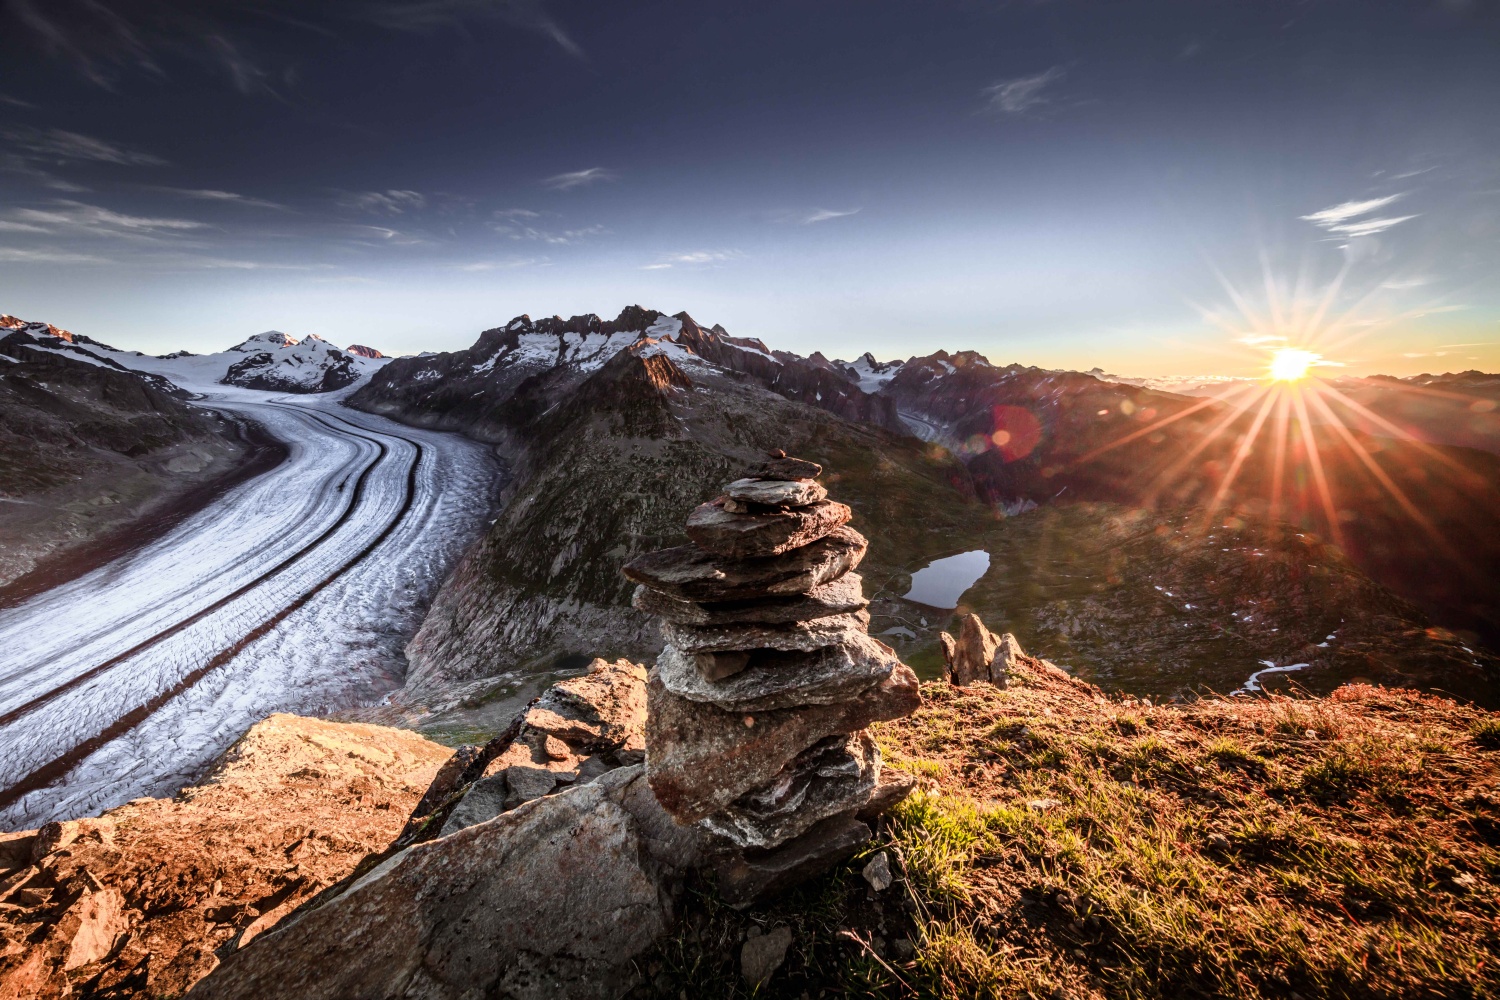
[1300,193,1418,237]
[542,167,615,191]
[1,126,165,166]
[0,93,36,109]
[338,189,427,214]
[4,200,207,239]
[155,187,287,210]
[493,208,543,220]
[458,255,550,271]
[982,67,1065,115]
[163,255,315,270]
[803,208,860,224]
[1325,216,1419,238]
[344,223,431,246]
[491,220,607,244]
[0,247,111,264]
[642,249,743,269]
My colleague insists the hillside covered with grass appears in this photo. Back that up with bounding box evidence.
[640,654,1500,998]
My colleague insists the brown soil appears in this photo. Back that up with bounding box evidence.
[0,714,450,999]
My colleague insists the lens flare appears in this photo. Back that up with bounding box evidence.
[1269,348,1320,382]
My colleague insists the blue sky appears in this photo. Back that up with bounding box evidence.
[1,0,1497,376]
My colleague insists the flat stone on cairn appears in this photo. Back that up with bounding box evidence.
[622,450,920,905]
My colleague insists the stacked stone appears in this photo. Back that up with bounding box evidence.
[622,453,921,902]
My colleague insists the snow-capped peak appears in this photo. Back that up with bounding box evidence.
[231,331,299,352]
[837,352,904,394]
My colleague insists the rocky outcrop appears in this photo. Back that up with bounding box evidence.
[939,612,1019,686]
[192,663,701,1000]
[0,715,450,999]
[625,454,919,905]
[192,766,696,1000]
[396,658,650,845]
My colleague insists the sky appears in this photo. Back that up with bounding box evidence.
[1,0,1498,377]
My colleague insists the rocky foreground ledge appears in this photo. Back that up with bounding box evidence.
[0,716,450,998]
[4,641,1500,999]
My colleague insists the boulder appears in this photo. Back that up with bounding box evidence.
[645,664,921,822]
[621,526,866,602]
[944,613,1012,687]
[724,478,827,507]
[191,766,700,1000]
[655,634,898,712]
[400,658,648,847]
[631,573,868,626]
[685,498,851,559]
[660,609,869,654]
[700,733,879,848]
[524,658,648,751]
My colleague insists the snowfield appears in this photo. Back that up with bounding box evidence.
[0,385,500,828]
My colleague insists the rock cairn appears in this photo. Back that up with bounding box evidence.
[623,452,921,903]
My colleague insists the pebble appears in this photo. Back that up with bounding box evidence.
[862,851,893,892]
[740,925,794,986]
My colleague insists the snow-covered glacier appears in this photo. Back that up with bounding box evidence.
[0,387,500,828]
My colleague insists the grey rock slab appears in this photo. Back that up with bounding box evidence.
[685,498,851,559]
[191,766,698,1000]
[700,733,879,849]
[717,812,872,908]
[656,633,897,712]
[660,609,870,654]
[621,526,866,602]
[437,772,509,837]
[740,925,794,987]
[504,765,560,807]
[645,662,921,822]
[724,477,827,507]
[631,573,867,627]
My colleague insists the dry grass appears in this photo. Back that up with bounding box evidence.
[875,663,1500,999]
[639,660,1500,997]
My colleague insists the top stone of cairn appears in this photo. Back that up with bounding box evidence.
[747,452,822,482]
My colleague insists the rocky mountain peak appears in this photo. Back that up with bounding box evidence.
[230,331,298,352]
[345,344,384,359]
[1,315,75,343]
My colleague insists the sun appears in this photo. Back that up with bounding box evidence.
[1268,347,1320,382]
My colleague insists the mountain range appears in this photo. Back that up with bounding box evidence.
[4,305,1497,710]
[0,316,388,395]
[347,306,1500,714]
